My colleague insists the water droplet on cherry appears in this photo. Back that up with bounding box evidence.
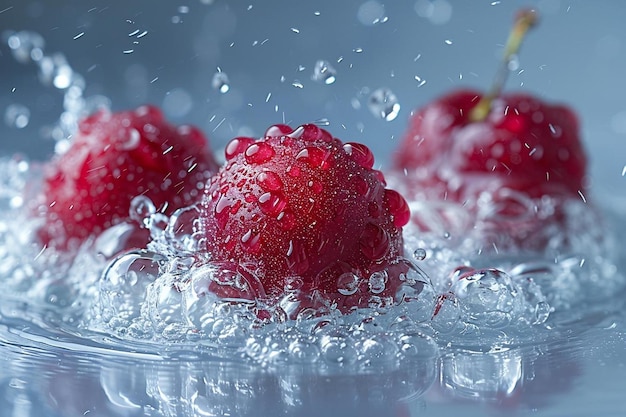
[225,137,255,160]
[245,141,275,164]
[343,142,375,169]
[296,146,332,169]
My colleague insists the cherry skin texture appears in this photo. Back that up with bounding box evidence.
[37,105,219,250]
[197,124,414,314]
[393,89,587,202]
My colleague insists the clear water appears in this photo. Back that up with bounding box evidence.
[2,2,626,416]
[1,154,625,416]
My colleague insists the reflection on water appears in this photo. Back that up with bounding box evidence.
[2,311,625,417]
[0,323,436,417]
[2,281,626,417]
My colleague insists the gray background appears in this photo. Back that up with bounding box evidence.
[1,0,625,197]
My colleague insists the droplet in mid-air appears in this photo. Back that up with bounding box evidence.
[368,88,401,121]
[413,248,427,261]
[212,71,230,93]
[311,60,337,85]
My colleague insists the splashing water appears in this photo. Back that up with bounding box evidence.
[3,29,111,147]
[0,31,625,374]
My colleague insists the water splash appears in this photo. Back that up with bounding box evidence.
[3,30,111,146]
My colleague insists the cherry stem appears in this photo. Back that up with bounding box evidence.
[469,9,539,122]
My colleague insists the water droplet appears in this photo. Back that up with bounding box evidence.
[295,146,332,169]
[286,239,309,275]
[257,171,284,191]
[118,127,140,150]
[4,104,30,129]
[258,191,288,217]
[225,137,255,160]
[212,71,230,93]
[368,270,387,294]
[311,60,337,85]
[413,248,427,261]
[343,142,375,169]
[240,229,261,253]
[368,88,400,121]
[277,210,297,231]
[337,272,360,295]
[548,123,562,137]
[245,141,275,164]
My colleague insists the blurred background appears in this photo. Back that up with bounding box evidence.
[1,0,625,196]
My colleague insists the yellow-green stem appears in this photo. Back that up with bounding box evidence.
[469,9,539,122]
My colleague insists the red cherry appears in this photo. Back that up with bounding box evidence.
[197,124,416,315]
[394,89,587,201]
[37,105,219,250]
[392,9,588,250]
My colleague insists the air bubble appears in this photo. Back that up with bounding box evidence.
[97,251,165,326]
[368,271,387,294]
[320,331,358,364]
[368,88,400,121]
[337,272,360,296]
[431,293,460,334]
[451,268,524,329]
[311,60,337,85]
[358,334,398,364]
[288,338,321,363]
